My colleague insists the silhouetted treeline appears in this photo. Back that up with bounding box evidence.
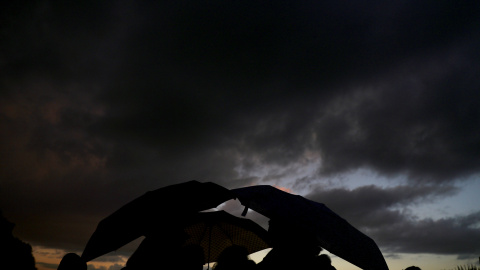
[0,210,37,270]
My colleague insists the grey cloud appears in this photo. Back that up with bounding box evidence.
[314,45,480,181]
[3,0,475,184]
[306,185,480,257]
[306,184,458,228]
[374,212,480,257]
[1,0,480,258]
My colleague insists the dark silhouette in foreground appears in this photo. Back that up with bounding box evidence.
[405,266,421,270]
[58,253,87,270]
[258,219,323,270]
[213,245,256,270]
[233,185,388,270]
[183,210,270,263]
[177,244,205,270]
[316,254,337,270]
[80,182,388,270]
[121,212,267,270]
[126,228,188,270]
[82,181,234,262]
[0,210,37,270]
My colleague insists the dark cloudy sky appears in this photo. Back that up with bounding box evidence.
[1,1,480,270]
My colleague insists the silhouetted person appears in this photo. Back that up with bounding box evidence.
[405,266,421,270]
[315,254,336,270]
[126,227,188,270]
[57,253,87,270]
[177,244,205,270]
[0,210,37,270]
[213,245,256,270]
[258,219,321,270]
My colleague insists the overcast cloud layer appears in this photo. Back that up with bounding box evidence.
[1,0,480,267]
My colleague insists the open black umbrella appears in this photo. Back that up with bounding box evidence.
[182,210,271,264]
[232,185,389,270]
[82,181,234,261]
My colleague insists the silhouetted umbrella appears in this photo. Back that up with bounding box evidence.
[81,181,234,261]
[232,185,389,270]
[182,210,271,264]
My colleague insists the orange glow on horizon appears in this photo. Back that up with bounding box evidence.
[242,183,295,194]
[272,185,294,194]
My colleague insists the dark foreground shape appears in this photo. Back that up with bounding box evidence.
[125,210,269,270]
[213,245,257,270]
[233,185,389,270]
[183,210,270,263]
[82,180,234,261]
[0,211,37,270]
[58,253,86,270]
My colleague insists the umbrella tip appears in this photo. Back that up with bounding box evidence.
[241,206,249,216]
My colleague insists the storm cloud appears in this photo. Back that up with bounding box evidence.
[307,185,480,258]
[1,0,480,268]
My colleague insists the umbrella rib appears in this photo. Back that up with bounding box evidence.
[208,225,212,270]
[198,224,209,245]
[195,224,212,269]
[216,222,234,245]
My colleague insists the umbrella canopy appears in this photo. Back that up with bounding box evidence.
[232,185,389,270]
[82,181,234,261]
[182,210,271,263]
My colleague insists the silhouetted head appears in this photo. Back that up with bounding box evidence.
[405,266,421,270]
[217,245,249,263]
[178,245,205,269]
[316,254,332,265]
[58,253,87,270]
[214,245,252,270]
[268,219,322,257]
